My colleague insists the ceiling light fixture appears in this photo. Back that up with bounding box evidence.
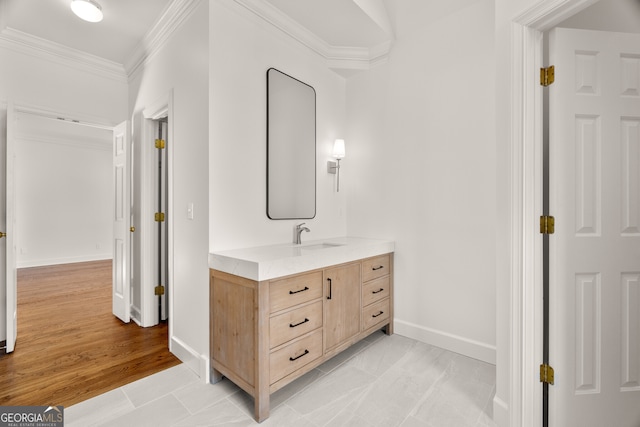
[70,0,103,23]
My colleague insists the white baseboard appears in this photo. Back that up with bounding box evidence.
[17,254,112,268]
[492,395,509,427]
[170,335,209,383]
[394,318,496,364]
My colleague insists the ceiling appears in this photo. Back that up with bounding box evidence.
[0,0,638,69]
[264,0,391,48]
[558,0,640,33]
[0,0,172,64]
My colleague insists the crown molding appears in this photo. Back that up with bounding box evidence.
[0,28,128,82]
[232,0,393,74]
[124,0,203,79]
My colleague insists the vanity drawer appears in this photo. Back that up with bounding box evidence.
[270,301,322,349]
[362,298,390,331]
[362,276,390,307]
[270,271,323,313]
[362,254,390,282]
[270,329,322,384]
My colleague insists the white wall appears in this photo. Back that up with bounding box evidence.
[15,114,112,267]
[0,40,127,342]
[128,0,209,377]
[209,0,347,253]
[346,0,497,363]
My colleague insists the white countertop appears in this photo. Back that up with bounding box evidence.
[209,237,395,281]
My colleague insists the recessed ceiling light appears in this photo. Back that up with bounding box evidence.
[70,0,103,23]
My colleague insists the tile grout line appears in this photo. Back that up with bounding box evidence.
[403,356,451,423]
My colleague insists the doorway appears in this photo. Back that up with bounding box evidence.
[154,117,169,323]
[137,93,174,330]
[4,104,171,348]
[13,111,112,269]
[506,0,640,425]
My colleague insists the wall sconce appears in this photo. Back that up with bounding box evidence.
[327,139,345,192]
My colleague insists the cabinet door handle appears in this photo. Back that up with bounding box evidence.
[289,349,310,361]
[372,288,384,294]
[289,286,309,295]
[372,311,384,318]
[372,265,384,271]
[326,278,333,300]
[290,318,309,328]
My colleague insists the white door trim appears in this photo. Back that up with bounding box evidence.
[5,101,17,353]
[141,90,174,331]
[507,1,599,426]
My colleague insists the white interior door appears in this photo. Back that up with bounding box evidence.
[112,120,131,323]
[549,27,640,427]
[4,102,17,352]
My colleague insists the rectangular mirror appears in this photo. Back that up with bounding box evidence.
[267,68,316,220]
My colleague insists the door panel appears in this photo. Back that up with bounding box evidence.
[549,28,640,427]
[112,121,131,323]
[4,102,17,352]
[324,262,361,351]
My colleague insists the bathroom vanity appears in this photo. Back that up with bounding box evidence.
[208,237,394,422]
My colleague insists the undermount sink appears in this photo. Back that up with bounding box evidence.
[299,243,344,250]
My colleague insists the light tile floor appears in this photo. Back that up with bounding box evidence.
[66,332,497,427]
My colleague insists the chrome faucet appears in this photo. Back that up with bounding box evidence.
[294,223,310,244]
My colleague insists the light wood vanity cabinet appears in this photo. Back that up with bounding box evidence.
[361,255,392,332]
[323,263,361,351]
[210,252,393,422]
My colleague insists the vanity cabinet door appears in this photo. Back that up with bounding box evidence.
[324,262,361,351]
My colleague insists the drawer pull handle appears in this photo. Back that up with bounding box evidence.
[372,311,384,318]
[289,286,309,295]
[372,265,384,271]
[289,349,310,361]
[290,318,310,328]
[372,288,385,294]
[327,278,332,300]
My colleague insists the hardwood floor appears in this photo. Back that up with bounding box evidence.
[0,260,180,407]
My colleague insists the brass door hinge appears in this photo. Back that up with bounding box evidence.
[155,139,166,149]
[155,285,165,296]
[540,215,555,234]
[540,364,555,385]
[541,65,555,87]
[155,212,165,222]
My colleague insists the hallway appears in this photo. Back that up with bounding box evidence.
[0,260,180,407]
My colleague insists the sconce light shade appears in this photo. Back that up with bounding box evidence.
[71,0,103,22]
[328,139,345,192]
[332,139,345,159]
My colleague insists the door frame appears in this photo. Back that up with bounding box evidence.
[140,90,174,330]
[507,0,599,426]
[4,102,116,349]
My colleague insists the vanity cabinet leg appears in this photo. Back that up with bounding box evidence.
[211,367,223,384]
[255,280,270,422]
[255,391,270,422]
[384,322,394,336]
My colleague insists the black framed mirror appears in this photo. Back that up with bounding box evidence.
[266,68,316,220]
